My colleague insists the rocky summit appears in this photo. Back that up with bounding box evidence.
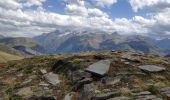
[0,51,170,100]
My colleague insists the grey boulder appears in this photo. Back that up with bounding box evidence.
[44,72,60,85]
[85,60,111,76]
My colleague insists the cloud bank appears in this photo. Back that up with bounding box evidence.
[0,0,169,38]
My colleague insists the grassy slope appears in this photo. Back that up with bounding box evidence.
[0,51,23,63]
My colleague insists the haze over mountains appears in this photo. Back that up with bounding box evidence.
[34,30,169,55]
[0,30,170,58]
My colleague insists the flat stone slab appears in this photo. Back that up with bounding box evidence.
[85,60,111,76]
[138,65,166,72]
[44,72,60,85]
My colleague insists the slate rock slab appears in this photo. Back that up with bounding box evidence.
[44,72,60,85]
[138,65,166,72]
[85,60,111,76]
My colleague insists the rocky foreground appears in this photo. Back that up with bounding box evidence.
[0,51,170,100]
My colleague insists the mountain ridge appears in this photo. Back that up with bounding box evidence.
[34,30,166,55]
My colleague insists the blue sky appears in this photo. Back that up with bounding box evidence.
[43,0,152,19]
[0,0,170,38]
[43,0,146,19]
[43,0,65,14]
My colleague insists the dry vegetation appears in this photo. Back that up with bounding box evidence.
[0,51,170,99]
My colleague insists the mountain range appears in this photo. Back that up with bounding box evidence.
[0,30,170,61]
[34,30,169,55]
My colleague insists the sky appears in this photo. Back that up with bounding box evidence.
[0,0,170,38]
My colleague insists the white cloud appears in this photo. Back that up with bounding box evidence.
[88,8,108,17]
[94,0,117,7]
[154,8,170,25]
[129,0,170,12]
[65,0,108,17]
[112,18,148,34]
[65,3,88,16]
[0,0,22,9]
[0,0,47,10]
[23,0,46,7]
[0,0,169,38]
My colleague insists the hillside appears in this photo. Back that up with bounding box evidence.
[0,51,170,100]
[0,43,23,56]
[0,51,22,63]
[0,37,46,55]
